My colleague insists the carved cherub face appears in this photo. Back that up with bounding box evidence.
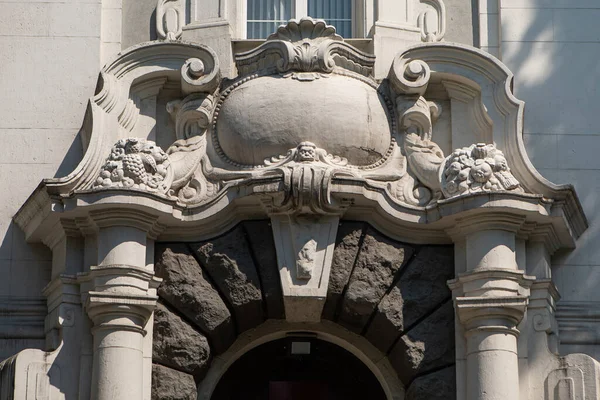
[470,160,493,183]
[493,154,508,171]
[297,142,317,161]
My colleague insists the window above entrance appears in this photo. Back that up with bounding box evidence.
[246,0,356,39]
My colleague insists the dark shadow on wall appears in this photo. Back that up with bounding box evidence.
[53,134,83,179]
[495,3,600,354]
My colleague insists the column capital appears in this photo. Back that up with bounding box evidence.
[449,268,534,297]
[79,264,162,331]
[454,296,529,335]
[75,209,166,239]
[86,292,158,335]
[446,212,527,240]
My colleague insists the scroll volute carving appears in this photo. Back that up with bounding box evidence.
[92,46,222,204]
[164,93,218,204]
[388,55,527,204]
[389,58,445,206]
[235,17,375,79]
[163,50,222,204]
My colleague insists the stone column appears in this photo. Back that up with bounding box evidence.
[79,210,162,400]
[448,213,534,400]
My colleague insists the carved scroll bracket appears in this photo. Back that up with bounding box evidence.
[181,54,221,95]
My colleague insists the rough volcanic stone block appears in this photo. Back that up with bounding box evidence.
[365,246,454,352]
[322,222,365,320]
[191,226,264,333]
[389,301,455,385]
[405,366,456,400]
[242,221,285,319]
[151,364,197,400]
[338,227,414,333]
[153,302,211,379]
[155,243,235,354]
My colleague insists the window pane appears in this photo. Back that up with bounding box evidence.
[308,0,353,38]
[247,0,292,39]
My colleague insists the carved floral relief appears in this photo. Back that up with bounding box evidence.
[91,18,526,213]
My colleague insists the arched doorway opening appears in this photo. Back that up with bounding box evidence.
[211,336,387,400]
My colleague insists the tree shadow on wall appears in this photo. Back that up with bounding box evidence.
[494,0,600,353]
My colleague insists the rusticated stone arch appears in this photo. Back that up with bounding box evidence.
[151,221,455,400]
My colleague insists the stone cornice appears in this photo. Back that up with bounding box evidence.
[555,301,600,345]
[14,184,578,253]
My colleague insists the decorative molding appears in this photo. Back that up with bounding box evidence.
[235,17,375,79]
[418,0,446,42]
[0,297,46,340]
[156,0,184,40]
[556,301,600,345]
[545,354,600,400]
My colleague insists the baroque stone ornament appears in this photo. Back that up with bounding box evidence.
[94,138,171,191]
[10,21,594,400]
[156,0,184,40]
[418,0,446,42]
[441,143,522,198]
[236,17,374,79]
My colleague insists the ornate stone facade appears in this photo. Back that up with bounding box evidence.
[0,4,598,400]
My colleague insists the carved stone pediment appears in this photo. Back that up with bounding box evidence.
[15,19,586,266]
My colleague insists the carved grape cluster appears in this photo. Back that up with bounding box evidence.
[94,138,170,191]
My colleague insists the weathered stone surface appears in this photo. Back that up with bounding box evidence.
[338,228,414,333]
[322,222,365,320]
[151,364,197,400]
[242,221,285,319]
[405,366,456,400]
[191,226,264,333]
[153,302,211,379]
[155,243,235,354]
[389,301,455,385]
[365,246,454,352]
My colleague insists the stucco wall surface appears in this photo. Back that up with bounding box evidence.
[488,0,600,357]
[0,0,104,359]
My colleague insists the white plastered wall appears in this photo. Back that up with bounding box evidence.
[478,0,600,358]
[0,0,115,360]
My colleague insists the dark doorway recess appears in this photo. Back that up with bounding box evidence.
[211,337,387,400]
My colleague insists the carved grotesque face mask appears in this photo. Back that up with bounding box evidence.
[297,142,317,161]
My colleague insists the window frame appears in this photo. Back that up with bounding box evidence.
[241,0,368,39]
